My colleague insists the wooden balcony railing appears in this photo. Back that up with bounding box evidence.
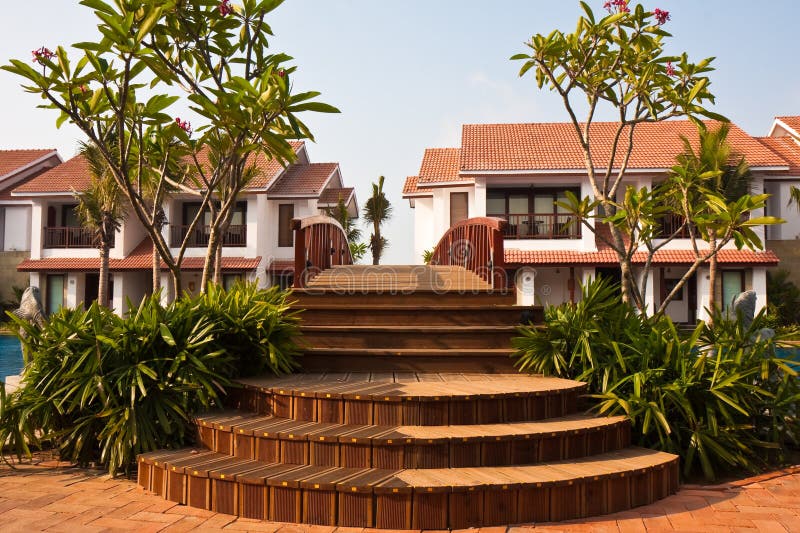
[488,213,581,239]
[659,214,694,238]
[170,224,247,247]
[43,226,108,248]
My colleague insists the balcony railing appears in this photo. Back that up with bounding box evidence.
[659,213,694,238]
[170,224,247,247]
[489,213,581,239]
[43,226,108,248]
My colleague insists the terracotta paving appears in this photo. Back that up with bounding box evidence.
[0,461,798,532]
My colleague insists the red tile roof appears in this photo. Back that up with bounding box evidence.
[402,176,432,197]
[504,248,779,266]
[267,163,337,197]
[17,238,260,272]
[13,154,90,195]
[0,149,56,179]
[13,143,306,195]
[191,141,305,190]
[418,148,464,184]
[461,121,788,172]
[776,116,800,137]
[318,187,354,205]
[267,259,294,273]
[757,136,800,173]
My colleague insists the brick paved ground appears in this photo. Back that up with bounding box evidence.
[0,461,798,532]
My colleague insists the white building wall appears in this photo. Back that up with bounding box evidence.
[752,267,768,314]
[30,202,43,259]
[3,206,31,251]
[412,197,435,263]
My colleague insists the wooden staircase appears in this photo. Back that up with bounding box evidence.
[137,265,679,528]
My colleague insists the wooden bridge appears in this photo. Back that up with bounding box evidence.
[137,216,679,528]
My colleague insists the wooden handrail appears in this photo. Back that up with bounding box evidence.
[430,217,508,289]
[292,215,353,288]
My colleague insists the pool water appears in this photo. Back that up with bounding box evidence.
[0,335,24,379]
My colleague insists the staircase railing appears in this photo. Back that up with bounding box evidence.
[429,216,508,289]
[292,215,353,288]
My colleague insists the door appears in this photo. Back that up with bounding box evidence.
[46,274,64,315]
[722,270,745,311]
[449,192,468,227]
[84,273,99,307]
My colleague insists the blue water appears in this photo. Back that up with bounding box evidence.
[0,335,24,380]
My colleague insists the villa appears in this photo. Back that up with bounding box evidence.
[404,116,800,322]
[7,142,357,314]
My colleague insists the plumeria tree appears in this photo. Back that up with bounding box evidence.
[513,1,780,313]
[4,0,336,298]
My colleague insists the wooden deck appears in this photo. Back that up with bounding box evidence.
[137,265,679,527]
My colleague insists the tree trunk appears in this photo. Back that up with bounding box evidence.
[201,225,220,293]
[171,268,182,300]
[708,231,719,325]
[98,244,110,307]
[152,244,161,295]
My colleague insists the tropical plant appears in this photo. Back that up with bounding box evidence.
[671,124,752,315]
[512,278,800,481]
[363,175,392,265]
[3,0,337,298]
[327,198,365,262]
[74,141,126,307]
[0,283,301,475]
[767,269,800,326]
[512,2,782,313]
[422,248,434,264]
[191,281,301,377]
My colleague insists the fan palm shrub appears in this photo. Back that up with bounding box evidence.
[513,278,800,480]
[0,283,301,475]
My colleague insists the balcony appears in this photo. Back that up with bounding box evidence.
[170,224,247,247]
[43,226,108,248]
[490,213,581,239]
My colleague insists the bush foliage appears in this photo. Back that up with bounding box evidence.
[513,278,800,481]
[0,283,300,475]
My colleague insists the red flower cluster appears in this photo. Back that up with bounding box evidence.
[666,61,675,77]
[175,117,192,134]
[654,8,670,25]
[31,46,56,64]
[219,0,233,16]
[603,0,630,13]
[278,69,285,78]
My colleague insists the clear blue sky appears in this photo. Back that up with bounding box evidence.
[1,1,798,263]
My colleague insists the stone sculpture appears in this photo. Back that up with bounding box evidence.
[12,286,46,329]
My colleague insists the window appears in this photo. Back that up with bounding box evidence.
[487,188,581,239]
[278,204,294,247]
[223,273,242,290]
[450,192,468,227]
[663,278,683,302]
[46,274,64,315]
[722,270,745,311]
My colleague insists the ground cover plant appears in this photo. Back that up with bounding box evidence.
[513,278,800,481]
[0,282,300,475]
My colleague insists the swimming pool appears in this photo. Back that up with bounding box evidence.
[0,334,23,380]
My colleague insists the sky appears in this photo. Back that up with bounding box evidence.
[1,1,798,263]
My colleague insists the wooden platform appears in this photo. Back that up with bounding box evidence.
[137,265,679,527]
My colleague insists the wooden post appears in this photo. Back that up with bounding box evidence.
[292,219,306,288]
[493,219,507,289]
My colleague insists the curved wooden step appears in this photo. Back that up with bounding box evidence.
[137,447,679,528]
[290,290,515,307]
[227,373,586,426]
[194,411,631,469]
[299,325,518,350]
[295,304,540,326]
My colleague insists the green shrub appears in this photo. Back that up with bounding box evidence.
[512,278,800,481]
[189,281,301,376]
[0,283,300,475]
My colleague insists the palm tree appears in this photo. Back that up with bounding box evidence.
[363,175,392,265]
[74,141,126,307]
[676,124,751,315]
[327,198,366,263]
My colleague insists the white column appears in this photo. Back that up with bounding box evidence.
[750,176,766,247]
[696,266,711,322]
[30,202,43,259]
[159,272,172,305]
[473,178,487,217]
[66,273,79,308]
[642,267,656,315]
[580,180,595,251]
[752,267,767,314]
[111,273,124,314]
